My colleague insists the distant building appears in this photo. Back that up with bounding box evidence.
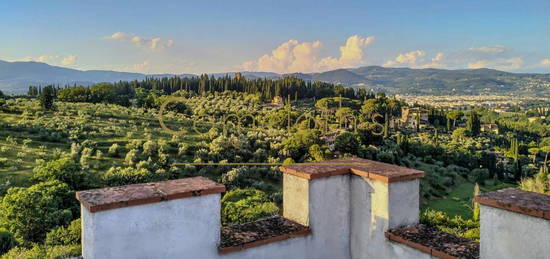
[261,96,285,108]
[494,107,510,113]
[481,123,499,134]
[401,107,429,129]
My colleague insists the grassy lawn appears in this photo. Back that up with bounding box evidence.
[425,181,515,219]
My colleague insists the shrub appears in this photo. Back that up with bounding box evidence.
[468,168,490,184]
[1,244,81,259]
[420,209,479,241]
[0,229,17,255]
[108,143,120,157]
[45,218,81,246]
[221,189,279,225]
[102,167,166,186]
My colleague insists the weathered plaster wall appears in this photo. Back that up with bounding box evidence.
[388,241,435,259]
[283,174,309,226]
[480,205,550,259]
[350,176,420,259]
[82,194,221,259]
[307,175,351,259]
[82,174,427,259]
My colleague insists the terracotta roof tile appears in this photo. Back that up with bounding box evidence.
[280,157,425,182]
[76,177,225,213]
[474,188,550,220]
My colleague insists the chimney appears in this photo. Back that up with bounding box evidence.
[76,177,225,259]
[475,188,550,259]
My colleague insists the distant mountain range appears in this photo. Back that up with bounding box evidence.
[1,59,550,96]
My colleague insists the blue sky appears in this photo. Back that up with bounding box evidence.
[1,0,549,74]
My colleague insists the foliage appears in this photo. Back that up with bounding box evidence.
[282,129,321,160]
[1,244,81,259]
[38,85,56,110]
[0,181,76,244]
[421,209,480,241]
[221,189,279,225]
[102,167,167,187]
[466,111,481,136]
[45,218,81,246]
[334,132,360,155]
[32,157,89,190]
[0,229,17,256]
[519,166,550,194]
[472,183,480,221]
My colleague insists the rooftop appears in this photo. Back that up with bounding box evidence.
[474,188,550,220]
[386,224,480,259]
[76,176,226,212]
[280,157,425,182]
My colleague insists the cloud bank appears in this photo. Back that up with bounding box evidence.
[23,55,77,66]
[104,32,174,51]
[241,35,375,73]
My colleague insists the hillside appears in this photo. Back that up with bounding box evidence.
[1,60,550,96]
[0,60,196,93]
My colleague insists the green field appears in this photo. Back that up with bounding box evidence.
[425,181,515,218]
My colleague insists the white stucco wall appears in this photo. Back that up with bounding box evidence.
[82,175,426,259]
[480,205,550,259]
[387,241,435,259]
[350,176,420,259]
[82,194,221,259]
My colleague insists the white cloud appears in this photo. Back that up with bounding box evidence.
[469,45,507,54]
[123,61,152,73]
[61,55,77,66]
[104,32,174,50]
[240,35,375,73]
[317,35,375,71]
[383,50,426,67]
[23,55,78,67]
[467,57,523,70]
[384,51,447,69]
[540,59,550,67]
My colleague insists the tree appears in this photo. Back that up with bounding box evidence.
[519,166,549,194]
[282,129,321,160]
[102,167,167,187]
[361,99,377,117]
[334,132,360,155]
[472,183,480,221]
[0,181,76,244]
[32,157,89,191]
[383,113,390,138]
[466,111,481,137]
[335,107,354,128]
[452,128,469,141]
[508,138,522,180]
[221,189,279,225]
[308,144,332,161]
[38,85,55,110]
[447,110,463,128]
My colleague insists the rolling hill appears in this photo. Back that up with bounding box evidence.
[1,60,550,96]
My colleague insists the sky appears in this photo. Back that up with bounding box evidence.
[1,0,549,74]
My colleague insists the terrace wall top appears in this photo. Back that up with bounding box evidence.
[475,188,550,220]
[76,176,225,213]
[280,157,425,182]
